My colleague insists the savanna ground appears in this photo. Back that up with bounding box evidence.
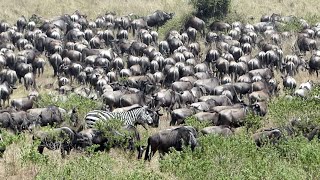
[1,0,320,179]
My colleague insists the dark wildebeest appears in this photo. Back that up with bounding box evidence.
[145,10,174,31]
[144,126,198,161]
[32,127,76,158]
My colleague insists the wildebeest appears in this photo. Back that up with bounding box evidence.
[185,16,205,36]
[144,126,198,161]
[32,127,76,158]
[252,128,282,147]
[76,125,144,159]
[201,125,234,137]
[0,82,14,107]
[0,112,13,131]
[145,10,174,31]
[10,95,37,111]
[33,106,64,127]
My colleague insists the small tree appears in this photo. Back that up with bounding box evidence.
[191,0,231,20]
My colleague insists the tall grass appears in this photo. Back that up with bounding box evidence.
[230,0,320,22]
[0,0,193,25]
[160,134,320,179]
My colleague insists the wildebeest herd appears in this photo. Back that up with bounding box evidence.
[0,10,320,161]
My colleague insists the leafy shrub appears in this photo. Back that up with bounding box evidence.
[160,134,320,179]
[0,130,24,157]
[36,93,102,120]
[158,12,192,39]
[185,116,211,132]
[20,138,49,165]
[277,17,304,32]
[94,118,131,150]
[190,0,231,20]
[245,113,263,132]
[268,89,320,127]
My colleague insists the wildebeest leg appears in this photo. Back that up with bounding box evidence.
[307,128,319,141]
[144,138,151,161]
[169,119,175,126]
[38,145,44,154]
[169,114,176,126]
[141,123,148,130]
[64,144,72,155]
[6,97,10,108]
[98,143,109,152]
[137,146,145,159]
[61,147,66,158]
[127,138,134,151]
[159,149,165,160]
[176,118,185,125]
[149,144,160,161]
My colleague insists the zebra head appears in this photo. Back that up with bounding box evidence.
[139,107,154,126]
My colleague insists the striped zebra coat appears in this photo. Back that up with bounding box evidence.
[85,106,155,129]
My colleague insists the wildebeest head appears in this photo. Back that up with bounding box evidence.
[74,133,93,149]
[150,108,163,128]
[38,106,63,126]
[21,118,32,131]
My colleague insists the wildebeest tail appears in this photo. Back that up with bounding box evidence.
[144,136,151,161]
[189,132,198,151]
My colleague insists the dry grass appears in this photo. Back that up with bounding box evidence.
[231,0,320,22]
[0,0,193,24]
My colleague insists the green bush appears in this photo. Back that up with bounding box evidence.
[190,0,231,20]
[245,113,263,133]
[158,12,192,39]
[160,134,320,179]
[0,130,24,157]
[94,118,131,151]
[185,116,211,132]
[36,93,103,120]
[277,18,304,32]
[20,138,49,165]
[268,87,320,127]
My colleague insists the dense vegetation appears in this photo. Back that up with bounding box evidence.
[160,86,320,179]
[3,86,320,179]
[191,0,231,20]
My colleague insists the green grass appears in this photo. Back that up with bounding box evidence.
[160,134,320,180]
[1,86,319,179]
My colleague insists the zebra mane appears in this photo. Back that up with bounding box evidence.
[128,106,144,111]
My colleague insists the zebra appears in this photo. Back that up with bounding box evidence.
[84,106,155,129]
